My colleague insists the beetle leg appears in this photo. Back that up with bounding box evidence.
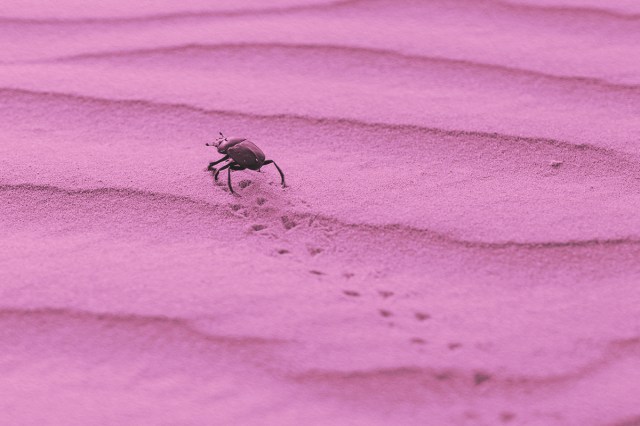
[214,162,234,181]
[227,167,233,193]
[228,165,245,194]
[262,160,286,188]
[207,155,230,171]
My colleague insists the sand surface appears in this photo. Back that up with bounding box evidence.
[1,1,640,425]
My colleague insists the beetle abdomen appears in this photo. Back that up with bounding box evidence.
[228,140,265,170]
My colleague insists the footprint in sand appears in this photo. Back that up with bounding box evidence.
[500,412,516,423]
[378,290,394,299]
[378,309,393,318]
[473,372,491,386]
[415,312,431,321]
[281,215,297,230]
[307,247,323,256]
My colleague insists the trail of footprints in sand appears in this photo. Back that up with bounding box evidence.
[341,288,466,353]
[221,185,333,265]
[220,190,465,357]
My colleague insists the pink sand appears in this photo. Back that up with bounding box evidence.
[1,0,640,425]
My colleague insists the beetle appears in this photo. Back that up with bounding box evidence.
[206,132,286,194]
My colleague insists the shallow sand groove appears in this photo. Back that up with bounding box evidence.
[1,0,640,425]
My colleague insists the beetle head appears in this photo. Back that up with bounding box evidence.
[206,132,228,153]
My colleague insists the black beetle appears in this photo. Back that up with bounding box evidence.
[206,132,286,194]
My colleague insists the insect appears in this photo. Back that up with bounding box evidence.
[206,132,286,194]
